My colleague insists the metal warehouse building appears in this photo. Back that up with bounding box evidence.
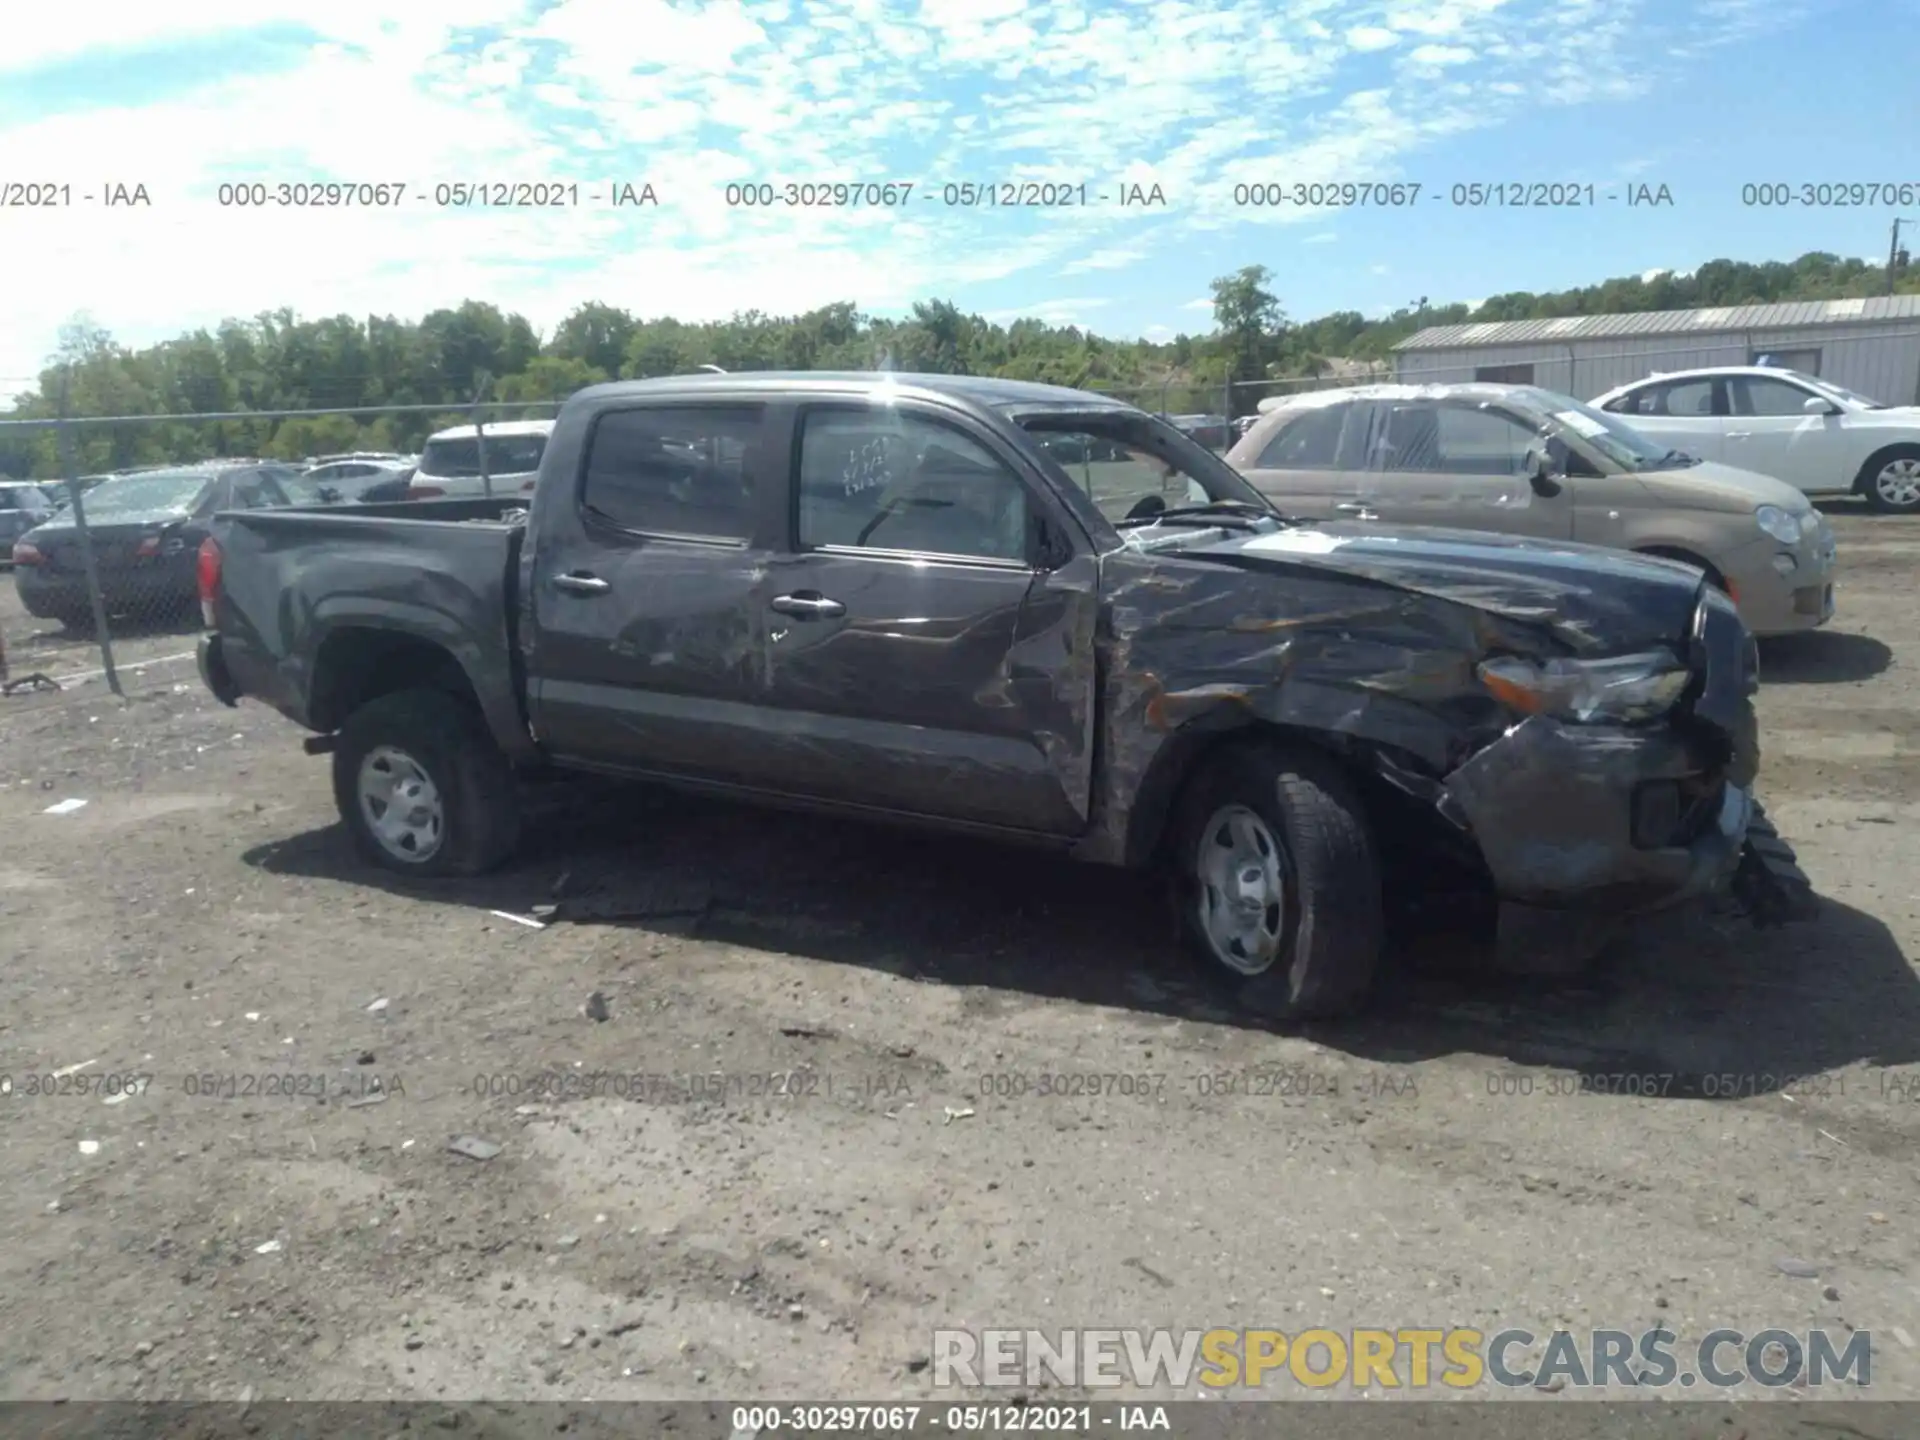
[1392,294,1920,407]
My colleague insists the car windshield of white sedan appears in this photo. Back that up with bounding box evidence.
[79,473,210,513]
[1519,388,1677,470]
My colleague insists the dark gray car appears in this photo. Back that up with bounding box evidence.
[0,482,57,563]
[194,372,1814,1019]
[14,461,302,626]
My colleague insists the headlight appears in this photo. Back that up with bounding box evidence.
[1755,504,1801,545]
[1477,650,1692,723]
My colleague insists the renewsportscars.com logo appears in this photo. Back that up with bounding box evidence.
[931,1326,1872,1392]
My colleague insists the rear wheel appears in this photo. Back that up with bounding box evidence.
[331,688,521,876]
[1860,447,1920,513]
[1168,742,1384,1019]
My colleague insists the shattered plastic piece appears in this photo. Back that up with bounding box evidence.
[449,1135,503,1161]
[254,1239,282,1255]
[77,1140,100,1156]
[1776,1258,1821,1278]
[52,1060,97,1079]
[347,1092,388,1109]
[366,997,390,1013]
[942,1106,976,1124]
[42,798,87,815]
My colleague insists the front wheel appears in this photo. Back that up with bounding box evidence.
[331,688,521,876]
[1861,448,1920,513]
[1168,743,1384,1019]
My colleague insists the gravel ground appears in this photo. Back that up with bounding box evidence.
[3,501,1919,1415]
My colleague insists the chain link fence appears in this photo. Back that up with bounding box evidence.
[0,398,562,711]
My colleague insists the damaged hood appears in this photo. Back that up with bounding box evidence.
[1188,522,1704,652]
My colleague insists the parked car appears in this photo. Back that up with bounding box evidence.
[407,421,553,498]
[13,461,302,627]
[1230,383,1837,638]
[1166,413,1232,450]
[289,459,415,505]
[195,372,1813,1018]
[1590,366,1920,512]
[0,482,58,564]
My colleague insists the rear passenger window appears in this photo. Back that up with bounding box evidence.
[1254,404,1347,468]
[583,407,761,539]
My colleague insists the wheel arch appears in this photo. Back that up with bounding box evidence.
[309,627,481,734]
[1852,440,1920,495]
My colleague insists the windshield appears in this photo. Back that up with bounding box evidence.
[0,485,41,511]
[1796,372,1886,409]
[75,472,210,513]
[1512,387,1682,470]
[419,434,548,478]
[1012,409,1278,526]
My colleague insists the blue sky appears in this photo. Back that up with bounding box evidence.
[0,0,1912,391]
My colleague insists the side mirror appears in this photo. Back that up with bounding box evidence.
[1803,396,1838,416]
[1525,445,1563,497]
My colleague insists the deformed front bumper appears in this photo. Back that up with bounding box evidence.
[1435,587,1767,969]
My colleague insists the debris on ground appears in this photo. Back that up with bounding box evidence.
[544,872,714,924]
[42,798,88,816]
[347,1093,388,1109]
[2,673,61,696]
[489,909,547,930]
[254,1239,282,1255]
[584,991,611,1023]
[77,1140,100,1156]
[448,1135,503,1161]
[366,997,389,1013]
[942,1106,975,1124]
[1776,1258,1821,1278]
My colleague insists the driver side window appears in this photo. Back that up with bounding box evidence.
[796,409,1030,563]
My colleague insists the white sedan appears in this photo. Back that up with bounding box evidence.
[1591,366,1920,512]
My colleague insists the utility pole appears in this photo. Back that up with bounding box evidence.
[1889,217,1912,296]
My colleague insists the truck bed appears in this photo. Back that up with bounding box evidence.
[206,497,531,754]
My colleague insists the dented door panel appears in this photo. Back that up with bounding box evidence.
[754,550,1093,833]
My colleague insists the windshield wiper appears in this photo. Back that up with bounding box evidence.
[1115,500,1275,529]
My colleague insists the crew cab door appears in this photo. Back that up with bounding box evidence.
[521,400,782,783]
[750,399,1096,835]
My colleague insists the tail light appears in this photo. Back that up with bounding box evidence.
[197,536,222,628]
[520,478,537,492]
[12,540,42,566]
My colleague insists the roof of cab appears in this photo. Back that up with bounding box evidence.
[569,371,1143,415]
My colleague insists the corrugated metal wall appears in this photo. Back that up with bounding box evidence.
[1394,323,1920,405]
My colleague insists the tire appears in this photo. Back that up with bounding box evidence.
[1167,741,1384,1019]
[1858,446,1920,514]
[331,688,521,877]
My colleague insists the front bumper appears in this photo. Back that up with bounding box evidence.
[1438,587,1760,935]
[1724,529,1837,637]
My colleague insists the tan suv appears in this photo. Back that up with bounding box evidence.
[1228,383,1837,636]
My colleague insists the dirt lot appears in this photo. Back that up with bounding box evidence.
[3,502,1920,1414]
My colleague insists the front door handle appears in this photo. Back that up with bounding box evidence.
[553,571,610,595]
[1334,502,1379,518]
[1726,430,1752,439]
[769,592,846,619]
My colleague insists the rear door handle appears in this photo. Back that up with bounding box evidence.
[1726,430,1752,439]
[769,592,846,619]
[1334,502,1379,518]
[553,572,610,595]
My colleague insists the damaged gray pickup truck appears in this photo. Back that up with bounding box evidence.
[196,372,1814,1018]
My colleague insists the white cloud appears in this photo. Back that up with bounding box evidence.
[1302,231,1339,244]
[1181,298,1216,311]
[1345,25,1399,50]
[0,0,1811,387]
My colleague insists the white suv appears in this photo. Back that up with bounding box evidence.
[1591,366,1920,512]
[408,420,554,498]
